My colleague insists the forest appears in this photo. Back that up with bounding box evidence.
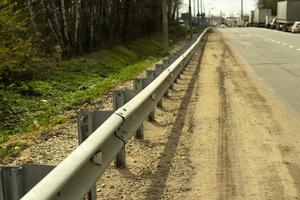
[0,0,188,157]
[0,0,183,84]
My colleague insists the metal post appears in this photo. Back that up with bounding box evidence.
[189,0,193,39]
[241,0,244,26]
[197,0,200,26]
[193,0,196,19]
[115,147,126,168]
[162,0,168,54]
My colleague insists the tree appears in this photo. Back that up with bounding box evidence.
[0,1,42,83]
[0,0,185,83]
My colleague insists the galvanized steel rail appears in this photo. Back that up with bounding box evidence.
[21,28,211,200]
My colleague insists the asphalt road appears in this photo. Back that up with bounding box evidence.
[219,27,300,117]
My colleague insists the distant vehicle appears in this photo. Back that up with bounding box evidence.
[270,18,277,29]
[249,11,255,26]
[276,1,300,32]
[265,16,275,28]
[291,21,300,33]
[219,24,226,28]
[254,8,272,27]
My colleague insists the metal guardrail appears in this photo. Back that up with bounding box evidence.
[19,27,211,200]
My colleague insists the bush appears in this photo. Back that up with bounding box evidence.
[0,3,42,84]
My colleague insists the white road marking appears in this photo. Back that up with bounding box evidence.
[272,40,275,42]
[283,43,287,46]
[277,41,281,44]
[289,45,294,48]
[297,48,300,51]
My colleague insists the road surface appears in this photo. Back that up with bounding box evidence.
[219,27,300,118]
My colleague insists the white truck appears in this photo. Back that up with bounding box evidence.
[249,11,255,25]
[276,1,300,31]
[254,8,272,27]
[265,15,275,28]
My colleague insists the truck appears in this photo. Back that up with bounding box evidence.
[254,8,272,27]
[276,1,300,32]
[249,11,255,25]
[265,15,275,28]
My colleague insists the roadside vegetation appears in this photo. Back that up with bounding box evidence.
[0,0,186,158]
[0,30,186,158]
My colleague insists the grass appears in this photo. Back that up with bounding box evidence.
[0,31,185,158]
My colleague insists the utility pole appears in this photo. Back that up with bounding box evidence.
[162,0,168,54]
[193,0,196,18]
[197,0,200,26]
[201,0,203,14]
[189,0,193,38]
[241,0,244,26]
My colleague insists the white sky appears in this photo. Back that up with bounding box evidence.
[181,0,257,17]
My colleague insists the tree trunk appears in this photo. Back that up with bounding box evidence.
[74,0,82,54]
[27,0,38,33]
[60,0,71,57]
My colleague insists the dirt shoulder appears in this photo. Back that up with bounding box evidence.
[188,30,300,200]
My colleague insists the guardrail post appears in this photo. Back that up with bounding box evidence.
[113,91,127,167]
[0,165,53,200]
[145,71,158,121]
[77,112,96,200]
[77,111,114,199]
[155,64,165,74]
[163,58,169,67]
[154,65,165,108]
[115,147,126,168]
[113,89,142,165]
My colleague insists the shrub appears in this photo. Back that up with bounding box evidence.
[0,2,42,84]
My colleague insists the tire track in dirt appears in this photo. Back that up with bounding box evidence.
[188,30,300,200]
[143,40,206,200]
[217,46,236,200]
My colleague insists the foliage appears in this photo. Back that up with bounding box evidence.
[0,2,42,84]
[0,32,183,149]
[0,142,28,158]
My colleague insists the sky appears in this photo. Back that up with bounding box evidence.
[181,0,257,17]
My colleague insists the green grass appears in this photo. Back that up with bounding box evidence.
[0,32,185,158]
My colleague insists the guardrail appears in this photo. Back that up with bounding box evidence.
[15,27,211,200]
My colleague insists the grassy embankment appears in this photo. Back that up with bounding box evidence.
[0,32,185,158]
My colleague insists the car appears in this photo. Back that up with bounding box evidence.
[291,21,300,33]
[219,24,226,28]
